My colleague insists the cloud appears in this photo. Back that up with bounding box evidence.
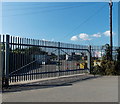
[92,33,101,38]
[70,30,116,42]
[103,30,115,37]
[79,33,91,40]
[42,38,54,41]
[70,35,78,41]
[42,39,46,41]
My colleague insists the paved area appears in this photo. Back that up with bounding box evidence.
[2,76,118,102]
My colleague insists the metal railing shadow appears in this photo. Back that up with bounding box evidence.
[2,75,102,93]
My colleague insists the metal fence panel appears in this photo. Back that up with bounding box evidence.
[1,34,119,86]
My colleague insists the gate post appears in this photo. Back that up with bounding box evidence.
[0,35,2,90]
[87,45,91,74]
[4,35,10,87]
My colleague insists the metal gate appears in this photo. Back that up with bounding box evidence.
[1,35,91,87]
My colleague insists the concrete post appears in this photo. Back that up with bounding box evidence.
[5,35,10,87]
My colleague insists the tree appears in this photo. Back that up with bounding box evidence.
[102,44,111,60]
[92,44,119,75]
[116,47,120,61]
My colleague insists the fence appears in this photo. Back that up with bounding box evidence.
[1,35,92,87]
[0,35,118,87]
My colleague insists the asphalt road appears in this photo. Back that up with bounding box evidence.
[2,76,118,102]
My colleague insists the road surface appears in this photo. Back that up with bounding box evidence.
[2,76,118,102]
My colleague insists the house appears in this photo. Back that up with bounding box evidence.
[31,54,51,65]
[66,52,84,61]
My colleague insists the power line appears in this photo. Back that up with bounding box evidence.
[62,4,107,40]
[3,4,97,11]
[2,2,100,7]
[2,5,87,17]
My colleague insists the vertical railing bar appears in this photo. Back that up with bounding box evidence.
[30,38,32,80]
[21,38,24,81]
[34,39,36,80]
[79,45,81,74]
[31,38,34,80]
[23,38,25,81]
[36,39,39,79]
[35,39,37,80]
[46,42,48,78]
[11,36,13,82]
[44,41,46,78]
[63,44,65,76]
[12,36,15,82]
[43,41,46,78]
[32,39,34,80]
[40,40,42,78]
[15,36,17,82]
[25,38,28,81]
[47,42,49,78]
[63,44,64,76]
[28,38,30,80]
[49,42,54,77]
[23,38,26,81]
[39,40,41,79]
[20,37,22,82]
[11,36,14,82]
[38,39,40,79]
[19,37,21,82]
[41,40,43,79]
[21,38,23,81]
[67,44,69,75]
[43,40,44,78]
[51,43,52,78]
[36,39,38,79]
[24,38,26,81]
[26,38,29,81]
[58,42,60,77]
[30,39,32,80]
[17,37,19,82]
[15,37,17,82]
[65,44,67,76]
[49,47,51,78]
[33,39,35,80]
[25,38,27,80]
[33,39,35,79]
[22,38,25,81]
[14,37,16,82]
[37,40,39,79]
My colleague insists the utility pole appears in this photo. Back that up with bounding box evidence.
[109,0,113,60]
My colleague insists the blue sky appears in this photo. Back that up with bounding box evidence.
[1,2,118,46]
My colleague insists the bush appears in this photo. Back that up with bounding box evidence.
[92,60,120,75]
[92,45,120,76]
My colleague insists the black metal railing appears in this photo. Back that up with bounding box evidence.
[0,34,118,87]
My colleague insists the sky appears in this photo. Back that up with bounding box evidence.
[1,2,119,46]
